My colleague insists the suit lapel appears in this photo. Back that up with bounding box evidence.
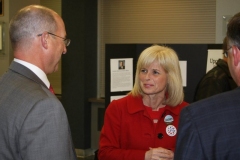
[9,61,48,89]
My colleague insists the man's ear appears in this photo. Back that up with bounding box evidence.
[40,32,49,49]
[232,45,240,66]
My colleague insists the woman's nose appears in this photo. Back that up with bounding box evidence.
[145,72,151,80]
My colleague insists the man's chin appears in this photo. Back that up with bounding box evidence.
[54,64,59,72]
[48,65,58,74]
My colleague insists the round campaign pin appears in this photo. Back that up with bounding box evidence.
[166,125,177,136]
[164,115,174,125]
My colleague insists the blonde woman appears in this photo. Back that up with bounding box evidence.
[99,45,188,160]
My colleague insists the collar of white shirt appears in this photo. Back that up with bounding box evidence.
[14,58,50,88]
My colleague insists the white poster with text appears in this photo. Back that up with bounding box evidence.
[206,49,223,72]
[110,58,133,92]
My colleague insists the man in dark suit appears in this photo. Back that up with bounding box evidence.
[0,5,76,159]
[174,12,240,160]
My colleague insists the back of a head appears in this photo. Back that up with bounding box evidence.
[222,37,228,61]
[227,12,240,48]
[9,5,57,51]
[222,37,228,52]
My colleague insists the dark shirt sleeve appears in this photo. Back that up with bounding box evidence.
[194,75,227,101]
[194,59,237,102]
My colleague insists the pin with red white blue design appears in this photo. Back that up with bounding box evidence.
[166,125,177,136]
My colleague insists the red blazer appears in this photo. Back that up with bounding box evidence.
[98,95,188,160]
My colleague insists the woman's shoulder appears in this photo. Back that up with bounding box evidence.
[178,101,189,109]
[180,101,189,106]
[107,94,143,111]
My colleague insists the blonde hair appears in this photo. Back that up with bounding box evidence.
[130,45,184,106]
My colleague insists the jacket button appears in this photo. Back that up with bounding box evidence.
[158,133,163,139]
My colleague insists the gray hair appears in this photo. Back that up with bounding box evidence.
[227,12,240,49]
[9,5,57,50]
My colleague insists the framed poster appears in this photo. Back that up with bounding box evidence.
[0,0,3,16]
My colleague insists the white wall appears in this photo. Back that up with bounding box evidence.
[216,0,240,43]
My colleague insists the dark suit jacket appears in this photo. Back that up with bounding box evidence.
[175,87,240,160]
[0,61,77,160]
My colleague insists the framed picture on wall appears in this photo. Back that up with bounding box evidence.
[0,0,3,16]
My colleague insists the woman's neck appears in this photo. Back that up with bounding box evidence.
[142,94,166,111]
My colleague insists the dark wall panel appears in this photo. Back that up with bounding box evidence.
[62,0,97,149]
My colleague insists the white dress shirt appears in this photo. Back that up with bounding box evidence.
[14,58,50,88]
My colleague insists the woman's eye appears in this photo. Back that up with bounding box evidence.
[141,69,147,73]
[153,70,159,74]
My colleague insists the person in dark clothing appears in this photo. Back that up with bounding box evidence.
[175,12,240,159]
[194,37,237,101]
